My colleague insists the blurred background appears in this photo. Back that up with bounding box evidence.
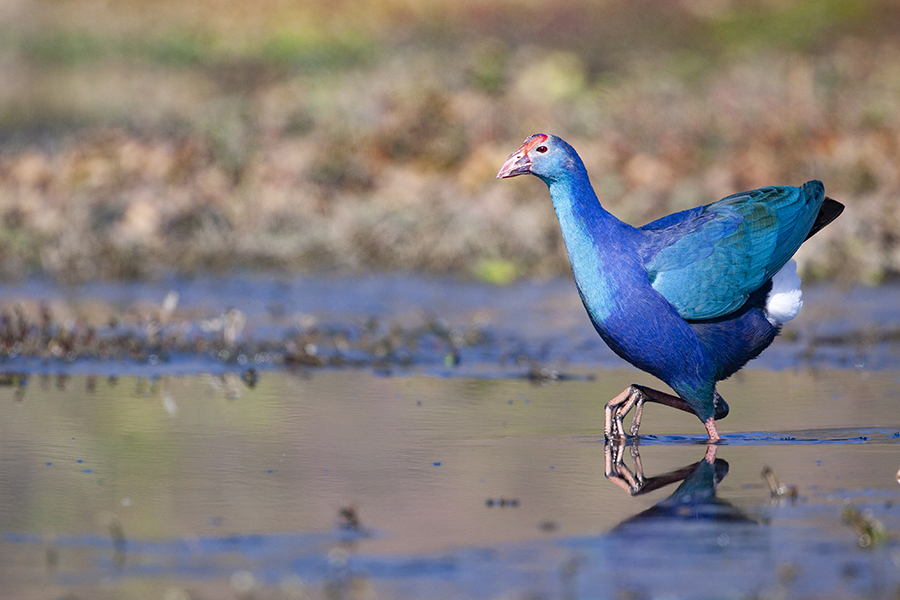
[1,0,899,284]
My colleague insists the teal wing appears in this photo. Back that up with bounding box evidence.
[638,181,825,321]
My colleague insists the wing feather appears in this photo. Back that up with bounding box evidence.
[639,181,824,320]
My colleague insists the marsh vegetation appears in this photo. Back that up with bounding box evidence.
[1,0,899,283]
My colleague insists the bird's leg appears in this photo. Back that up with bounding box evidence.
[704,417,721,442]
[605,385,696,439]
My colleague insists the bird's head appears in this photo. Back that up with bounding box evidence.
[496,134,580,183]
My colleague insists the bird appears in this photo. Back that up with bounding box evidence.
[497,133,843,441]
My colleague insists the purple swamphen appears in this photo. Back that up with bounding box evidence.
[497,134,844,441]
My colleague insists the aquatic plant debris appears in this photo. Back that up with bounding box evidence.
[0,296,493,376]
[762,465,799,501]
[841,506,888,549]
[0,276,899,378]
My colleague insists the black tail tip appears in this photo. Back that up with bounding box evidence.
[805,196,844,240]
[713,391,729,421]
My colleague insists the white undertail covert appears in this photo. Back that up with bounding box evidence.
[766,259,803,325]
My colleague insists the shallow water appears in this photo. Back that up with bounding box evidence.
[2,369,899,599]
[0,277,899,599]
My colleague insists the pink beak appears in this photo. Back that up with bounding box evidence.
[496,146,532,179]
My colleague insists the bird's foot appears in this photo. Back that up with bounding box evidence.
[605,385,702,440]
[604,385,648,439]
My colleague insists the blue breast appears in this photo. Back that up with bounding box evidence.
[549,176,721,414]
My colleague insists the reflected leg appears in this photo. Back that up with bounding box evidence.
[604,438,644,494]
[604,438,704,496]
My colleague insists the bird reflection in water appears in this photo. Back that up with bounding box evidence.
[605,441,757,525]
[594,444,777,600]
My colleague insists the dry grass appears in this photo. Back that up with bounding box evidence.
[1,0,899,282]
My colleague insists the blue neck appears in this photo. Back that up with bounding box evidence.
[541,168,637,324]
[546,169,619,235]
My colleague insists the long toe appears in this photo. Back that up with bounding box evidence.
[628,397,646,437]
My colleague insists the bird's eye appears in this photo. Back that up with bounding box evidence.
[536,146,548,153]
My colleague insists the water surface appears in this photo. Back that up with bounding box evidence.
[1,368,899,599]
[0,277,898,599]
